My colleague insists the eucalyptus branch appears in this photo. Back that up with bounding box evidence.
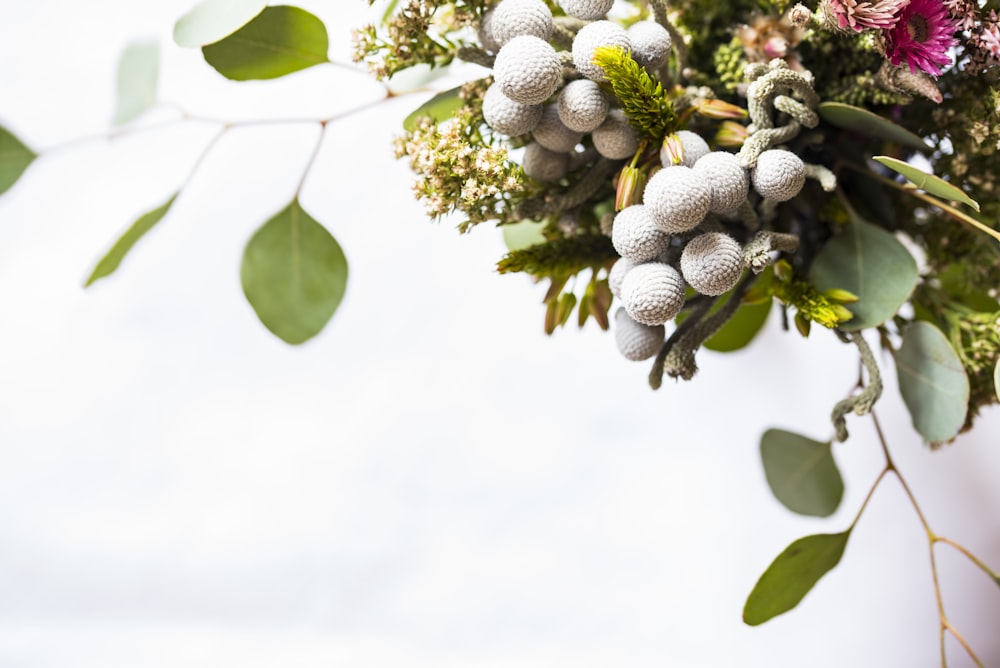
[870,412,989,668]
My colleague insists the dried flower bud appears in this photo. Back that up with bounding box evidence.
[612,204,671,263]
[522,142,569,181]
[615,166,647,210]
[660,130,710,167]
[680,232,744,296]
[627,21,672,68]
[614,307,665,361]
[714,121,749,148]
[494,35,563,105]
[620,261,687,326]
[533,104,584,152]
[751,149,806,201]
[491,0,553,46]
[572,20,631,82]
[695,98,748,120]
[643,165,711,233]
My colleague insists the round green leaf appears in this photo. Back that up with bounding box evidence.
[0,125,37,196]
[873,156,980,212]
[85,194,178,287]
[994,359,1000,402]
[114,42,159,126]
[760,429,843,517]
[743,531,851,626]
[241,200,348,345]
[403,86,465,132]
[894,321,970,444]
[818,102,930,153]
[202,6,330,81]
[809,219,918,331]
[705,297,771,352]
[173,0,267,48]
[502,219,547,251]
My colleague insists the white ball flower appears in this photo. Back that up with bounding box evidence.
[660,129,710,167]
[557,79,609,133]
[532,104,584,152]
[621,261,686,326]
[592,109,639,160]
[478,8,501,53]
[751,149,806,201]
[608,256,635,299]
[483,83,543,136]
[611,204,671,263]
[490,0,553,46]
[572,20,631,82]
[522,142,569,181]
[627,21,672,68]
[680,232,744,296]
[692,151,749,214]
[643,165,711,233]
[559,0,614,20]
[615,307,665,361]
[494,35,563,106]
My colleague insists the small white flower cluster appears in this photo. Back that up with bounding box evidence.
[479,0,673,182]
[610,142,756,361]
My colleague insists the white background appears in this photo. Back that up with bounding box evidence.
[0,1,998,666]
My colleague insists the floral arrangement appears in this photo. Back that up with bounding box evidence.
[1,0,998,662]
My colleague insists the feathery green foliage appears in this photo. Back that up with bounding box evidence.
[591,45,678,140]
[497,234,617,277]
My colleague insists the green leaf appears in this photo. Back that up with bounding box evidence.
[174,0,267,48]
[743,531,851,626]
[241,200,348,344]
[85,195,178,286]
[502,219,547,251]
[202,6,330,81]
[403,86,465,132]
[873,156,980,212]
[0,125,37,196]
[994,359,1000,402]
[760,429,843,517]
[113,42,159,126]
[817,102,930,153]
[809,218,918,331]
[894,321,970,444]
[705,268,774,352]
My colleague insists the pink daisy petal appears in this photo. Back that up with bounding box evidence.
[883,0,959,76]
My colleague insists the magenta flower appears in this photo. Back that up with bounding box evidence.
[883,0,958,75]
[827,0,910,31]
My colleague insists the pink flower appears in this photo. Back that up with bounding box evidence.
[827,0,909,31]
[883,0,958,75]
[980,22,1000,59]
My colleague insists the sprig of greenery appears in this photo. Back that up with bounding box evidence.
[591,45,678,141]
[770,260,855,336]
[497,234,617,277]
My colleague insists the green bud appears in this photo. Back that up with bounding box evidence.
[795,311,812,337]
[831,304,856,322]
[824,288,860,304]
[615,166,647,211]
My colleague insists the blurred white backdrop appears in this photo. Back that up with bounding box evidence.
[0,2,998,666]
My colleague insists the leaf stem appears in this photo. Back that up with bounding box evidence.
[295,122,329,198]
[849,466,889,531]
[934,536,1000,582]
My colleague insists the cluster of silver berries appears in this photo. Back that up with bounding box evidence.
[610,142,756,361]
[478,0,673,182]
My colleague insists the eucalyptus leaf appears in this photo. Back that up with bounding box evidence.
[818,102,929,152]
[0,125,36,196]
[705,268,774,352]
[403,87,465,132]
[760,429,843,517]
[202,6,330,81]
[502,219,547,251]
[895,321,970,444]
[174,0,267,48]
[994,359,1000,402]
[241,200,348,344]
[743,531,851,626]
[809,219,918,331]
[85,195,178,287]
[114,42,159,125]
[874,156,980,212]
